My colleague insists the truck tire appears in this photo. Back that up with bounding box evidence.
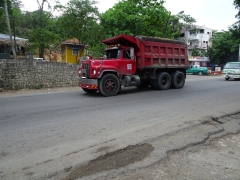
[82,88,97,94]
[171,71,185,89]
[156,72,171,90]
[198,71,203,76]
[99,74,120,97]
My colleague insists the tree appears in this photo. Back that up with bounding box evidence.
[100,0,196,40]
[192,48,201,56]
[233,0,240,19]
[0,0,17,59]
[100,0,168,37]
[166,13,196,41]
[36,0,50,58]
[207,25,240,64]
[55,0,101,61]
[0,0,13,33]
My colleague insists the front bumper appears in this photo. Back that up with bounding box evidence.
[225,74,240,79]
[79,78,98,89]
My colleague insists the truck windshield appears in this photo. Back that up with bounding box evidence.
[106,49,121,59]
[224,63,240,69]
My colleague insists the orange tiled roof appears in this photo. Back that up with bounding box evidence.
[61,38,81,45]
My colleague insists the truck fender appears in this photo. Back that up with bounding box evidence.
[98,70,118,79]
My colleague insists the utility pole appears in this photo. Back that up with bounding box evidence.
[1,0,16,59]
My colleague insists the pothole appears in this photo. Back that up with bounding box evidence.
[63,143,154,180]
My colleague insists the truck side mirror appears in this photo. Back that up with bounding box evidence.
[130,48,134,60]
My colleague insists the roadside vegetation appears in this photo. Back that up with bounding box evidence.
[0,0,239,64]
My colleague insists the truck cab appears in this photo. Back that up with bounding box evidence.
[78,44,138,96]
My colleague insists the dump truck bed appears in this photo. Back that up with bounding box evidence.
[102,34,189,69]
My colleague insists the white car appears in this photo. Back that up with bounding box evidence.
[34,58,46,61]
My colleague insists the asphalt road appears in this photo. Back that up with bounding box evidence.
[1,75,240,180]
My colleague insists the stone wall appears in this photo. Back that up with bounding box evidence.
[0,59,79,90]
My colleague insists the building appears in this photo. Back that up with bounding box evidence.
[179,25,213,67]
[61,38,87,64]
[0,33,27,59]
[180,25,213,55]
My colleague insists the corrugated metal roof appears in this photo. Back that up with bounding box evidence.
[0,33,28,41]
[0,33,28,46]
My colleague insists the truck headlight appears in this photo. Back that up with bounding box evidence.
[93,70,96,75]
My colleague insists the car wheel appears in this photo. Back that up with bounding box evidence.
[225,77,230,80]
[198,71,203,76]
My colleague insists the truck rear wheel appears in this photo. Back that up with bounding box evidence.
[156,72,171,90]
[171,71,185,89]
[99,74,120,97]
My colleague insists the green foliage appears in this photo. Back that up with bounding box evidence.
[54,0,102,57]
[27,27,59,53]
[192,49,201,56]
[207,24,240,64]
[55,0,99,41]
[100,0,168,37]
[234,0,240,19]
[0,0,21,33]
[100,0,196,40]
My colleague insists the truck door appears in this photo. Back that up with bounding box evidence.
[118,48,136,75]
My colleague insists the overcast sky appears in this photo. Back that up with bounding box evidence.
[21,0,238,31]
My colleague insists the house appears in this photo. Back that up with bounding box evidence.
[0,33,27,59]
[61,38,87,64]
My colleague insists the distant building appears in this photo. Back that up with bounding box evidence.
[179,25,213,67]
[0,33,27,59]
[61,38,88,64]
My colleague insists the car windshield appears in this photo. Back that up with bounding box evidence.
[224,63,240,69]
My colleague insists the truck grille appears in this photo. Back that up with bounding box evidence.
[83,63,90,78]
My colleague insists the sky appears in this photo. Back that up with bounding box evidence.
[20,0,238,31]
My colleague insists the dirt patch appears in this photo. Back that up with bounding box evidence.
[112,133,240,180]
[63,143,154,180]
[0,86,80,97]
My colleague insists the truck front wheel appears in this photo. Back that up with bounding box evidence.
[171,71,185,89]
[156,72,171,90]
[99,74,120,97]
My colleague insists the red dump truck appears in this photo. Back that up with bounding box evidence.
[78,34,189,96]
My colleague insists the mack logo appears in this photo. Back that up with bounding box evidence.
[127,64,132,70]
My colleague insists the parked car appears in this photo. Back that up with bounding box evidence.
[222,62,240,80]
[34,58,46,62]
[186,65,210,75]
